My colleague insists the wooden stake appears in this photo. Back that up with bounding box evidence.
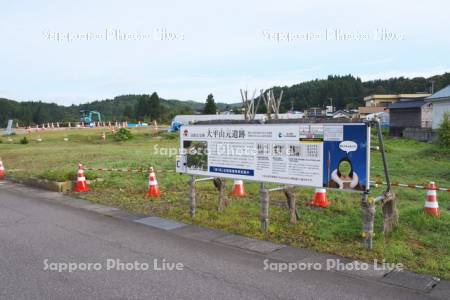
[361,192,375,250]
[284,186,298,224]
[214,178,228,211]
[189,176,196,218]
[260,183,269,232]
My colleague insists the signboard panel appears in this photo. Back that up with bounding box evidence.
[177,123,370,192]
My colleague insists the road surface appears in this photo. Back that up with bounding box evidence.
[0,181,446,299]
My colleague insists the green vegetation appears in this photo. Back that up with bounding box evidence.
[114,128,133,141]
[203,93,217,114]
[3,73,450,126]
[0,128,449,279]
[270,73,450,111]
[19,136,28,144]
[437,112,450,148]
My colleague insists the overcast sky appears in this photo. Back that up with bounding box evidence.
[1,0,449,105]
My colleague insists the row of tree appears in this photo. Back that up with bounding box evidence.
[1,73,450,126]
[271,73,450,112]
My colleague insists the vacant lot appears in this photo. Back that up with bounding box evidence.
[1,127,449,279]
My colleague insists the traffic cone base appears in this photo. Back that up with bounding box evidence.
[147,186,161,197]
[0,160,5,180]
[308,188,330,208]
[74,180,89,193]
[232,180,245,197]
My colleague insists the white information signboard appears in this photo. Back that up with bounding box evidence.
[177,123,370,192]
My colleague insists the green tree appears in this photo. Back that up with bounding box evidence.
[123,105,134,120]
[203,93,217,114]
[148,92,162,121]
[437,111,450,148]
[135,95,150,121]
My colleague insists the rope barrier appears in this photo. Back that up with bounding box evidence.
[83,167,176,174]
[4,166,450,191]
[370,180,450,192]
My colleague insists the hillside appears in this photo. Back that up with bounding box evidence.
[271,73,450,112]
[0,95,232,126]
[1,72,450,126]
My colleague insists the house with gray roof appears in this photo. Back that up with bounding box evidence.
[388,99,432,137]
[426,85,450,129]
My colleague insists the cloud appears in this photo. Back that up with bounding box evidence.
[0,0,449,104]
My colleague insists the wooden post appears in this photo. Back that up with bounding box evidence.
[260,183,269,232]
[381,191,398,233]
[153,120,158,135]
[189,176,196,218]
[361,192,375,250]
[214,178,228,211]
[284,186,298,224]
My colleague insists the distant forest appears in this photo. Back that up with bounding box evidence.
[270,73,450,112]
[1,73,450,126]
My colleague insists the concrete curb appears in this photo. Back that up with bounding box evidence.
[1,180,448,298]
[10,177,73,193]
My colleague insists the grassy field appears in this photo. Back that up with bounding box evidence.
[1,127,449,279]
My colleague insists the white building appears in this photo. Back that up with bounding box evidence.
[170,113,305,131]
[426,85,450,129]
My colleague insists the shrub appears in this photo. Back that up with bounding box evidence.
[437,111,450,148]
[114,128,133,141]
[20,136,29,144]
[159,132,178,140]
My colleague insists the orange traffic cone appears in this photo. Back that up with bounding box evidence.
[0,159,5,180]
[74,163,89,192]
[232,180,245,197]
[147,167,161,197]
[424,181,439,217]
[308,188,330,208]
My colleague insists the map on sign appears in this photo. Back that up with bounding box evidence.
[177,123,370,192]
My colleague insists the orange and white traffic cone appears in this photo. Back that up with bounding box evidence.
[0,159,5,180]
[424,181,439,217]
[232,180,245,197]
[74,163,89,192]
[147,167,161,197]
[308,188,330,208]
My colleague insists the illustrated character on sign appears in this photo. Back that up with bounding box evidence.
[328,157,363,190]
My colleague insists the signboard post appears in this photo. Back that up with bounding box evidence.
[4,119,13,136]
[177,121,393,249]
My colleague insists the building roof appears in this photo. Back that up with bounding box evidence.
[358,106,387,114]
[364,93,430,102]
[427,85,450,101]
[388,99,426,109]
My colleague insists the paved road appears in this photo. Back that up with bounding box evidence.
[0,181,445,299]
